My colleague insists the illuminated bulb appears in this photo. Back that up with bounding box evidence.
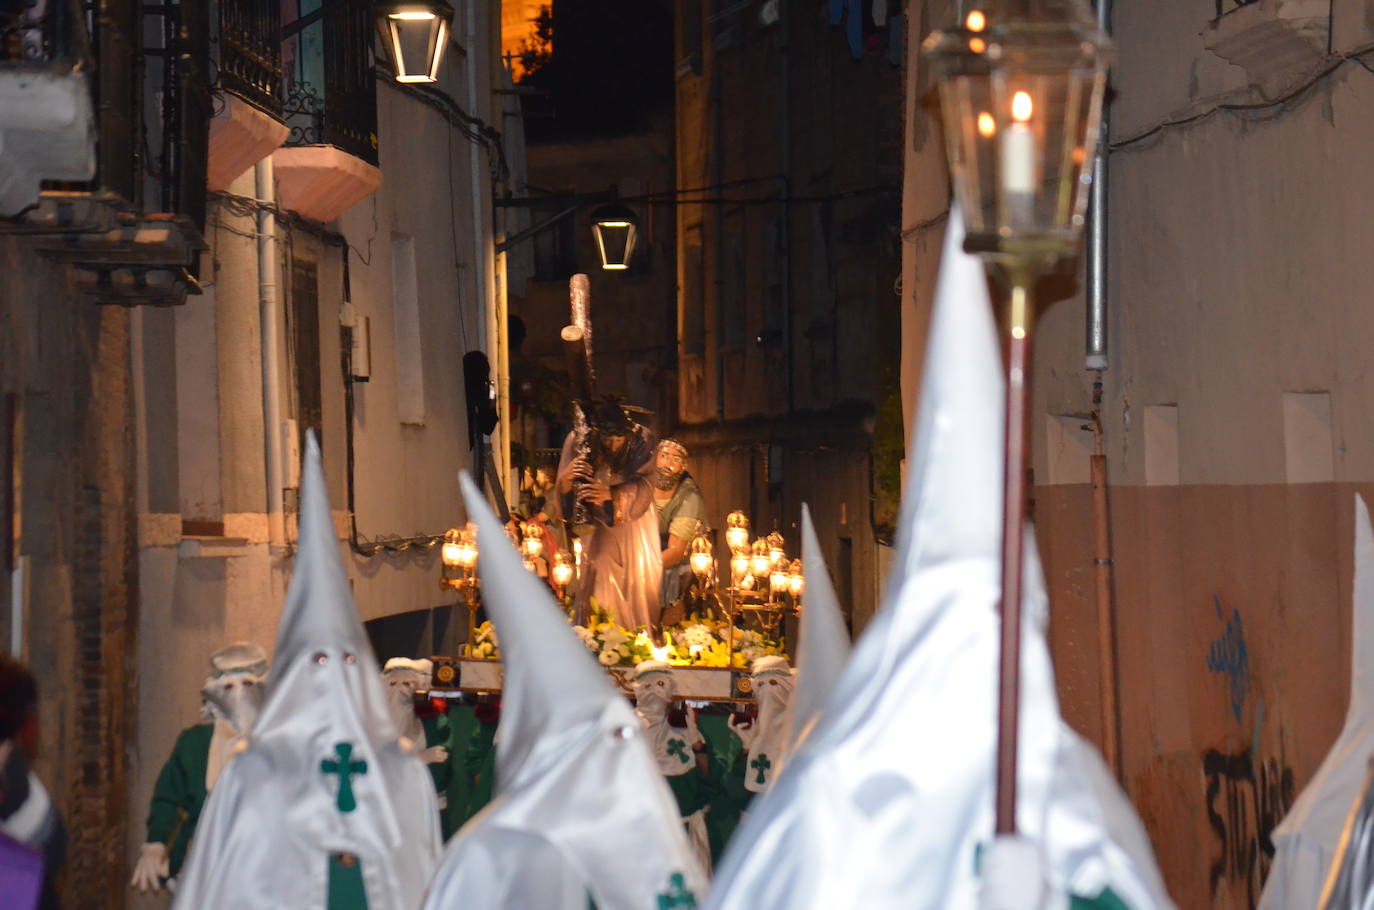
[522,521,544,559]
[731,553,750,581]
[964,9,985,31]
[390,10,437,19]
[690,551,714,577]
[770,568,789,593]
[977,112,996,137]
[441,531,462,567]
[725,510,750,552]
[968,36,986,53]
[552,553,574,587]
[788,559,804,596]
[750,539,772,578]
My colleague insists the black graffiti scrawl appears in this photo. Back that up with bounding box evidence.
[1203,748,1295,907]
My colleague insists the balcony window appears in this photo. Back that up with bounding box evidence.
[281,0,377,166]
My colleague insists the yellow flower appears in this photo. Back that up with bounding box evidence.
[597,649,619,666]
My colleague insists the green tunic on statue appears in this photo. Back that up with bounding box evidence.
[146,723,213,878]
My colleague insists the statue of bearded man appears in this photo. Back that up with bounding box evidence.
[131,642,268,894]
[650,439,706,618]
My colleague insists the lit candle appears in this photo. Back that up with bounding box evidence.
[1002,91,1035,194]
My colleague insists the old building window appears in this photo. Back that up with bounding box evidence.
[281,0,378,164]
[289,258,324,448]
[391,235,427,426]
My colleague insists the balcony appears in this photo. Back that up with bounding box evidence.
[0,0,96,215]
[273,0,379,223]
[1,0,208,307]
[207,0,289,191]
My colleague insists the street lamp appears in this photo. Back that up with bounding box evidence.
[923,0,1111,838]
[375,0,455,84]
[589,202,639,271]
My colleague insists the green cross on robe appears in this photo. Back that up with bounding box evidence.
[656,872,698,909]
[321,742,368,813]
[751,752,771,785]
[666,737,690,764]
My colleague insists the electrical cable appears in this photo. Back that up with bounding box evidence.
[1110,41,1374,152]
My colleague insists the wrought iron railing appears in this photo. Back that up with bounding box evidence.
[282,0,377,165]
[217,0,282,116]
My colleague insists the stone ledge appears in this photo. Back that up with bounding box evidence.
[0,68,95,216]
[207,93,289,192]
[271,144,381,224]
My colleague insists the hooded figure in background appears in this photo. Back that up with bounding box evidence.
[556,395,661,629]
[633,660,713,874]
[1260,495,1374,909]
[173,433,441,909]
[784,505,851,757]
[382,658,453,828]
[131,642,268,894]
[422,473,705,910]
[729,657,795,794]
[705,209,1174,910]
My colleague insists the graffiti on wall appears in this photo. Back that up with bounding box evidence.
[1207,596,1251,721]
[1203,748,1295,906]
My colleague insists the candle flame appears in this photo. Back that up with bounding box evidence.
[965,9,986,31]
[1011,91,1033,123]
[977,112,996,137]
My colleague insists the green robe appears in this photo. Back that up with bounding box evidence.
[697,714,753,865]
[145,723,213,878]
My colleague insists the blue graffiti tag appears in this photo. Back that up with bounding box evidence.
[1206,596,1250,721]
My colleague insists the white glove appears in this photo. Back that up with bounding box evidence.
[681,705,702,744]
[419,745,449,765]
[979,835,1058,910]
[727,712,756,749]
[130,842,170,893]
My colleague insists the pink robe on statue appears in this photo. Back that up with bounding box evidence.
[557,428,661,629]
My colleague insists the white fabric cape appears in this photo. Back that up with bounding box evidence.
[1260,495,1374,909]
[705,208,1174,910]
[785,504,852,756]
[421,474,706,910]
[173,433,441,909]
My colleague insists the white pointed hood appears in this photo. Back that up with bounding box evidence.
[1260,495,1374,909]
[421,473,706,910]
[706,208,1173,910]
[785,504,852,754]
[173,433,441,909]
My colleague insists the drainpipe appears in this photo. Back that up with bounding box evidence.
[1086,0,1120,783]
[256,158,286,547]
[1085,0,1110,371]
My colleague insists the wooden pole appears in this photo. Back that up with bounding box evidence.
[996,276,1033,835]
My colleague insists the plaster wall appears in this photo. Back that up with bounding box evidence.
[900,1,1374,906]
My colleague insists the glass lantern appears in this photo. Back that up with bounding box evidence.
[922,0,1112,262]
[725,510,750,552]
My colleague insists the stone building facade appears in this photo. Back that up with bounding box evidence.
[673,0,906,630]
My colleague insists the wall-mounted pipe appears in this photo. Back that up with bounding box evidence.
[255,158,286,547]
[1085,0,1111,371]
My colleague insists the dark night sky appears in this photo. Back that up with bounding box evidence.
[521,0,676,142]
